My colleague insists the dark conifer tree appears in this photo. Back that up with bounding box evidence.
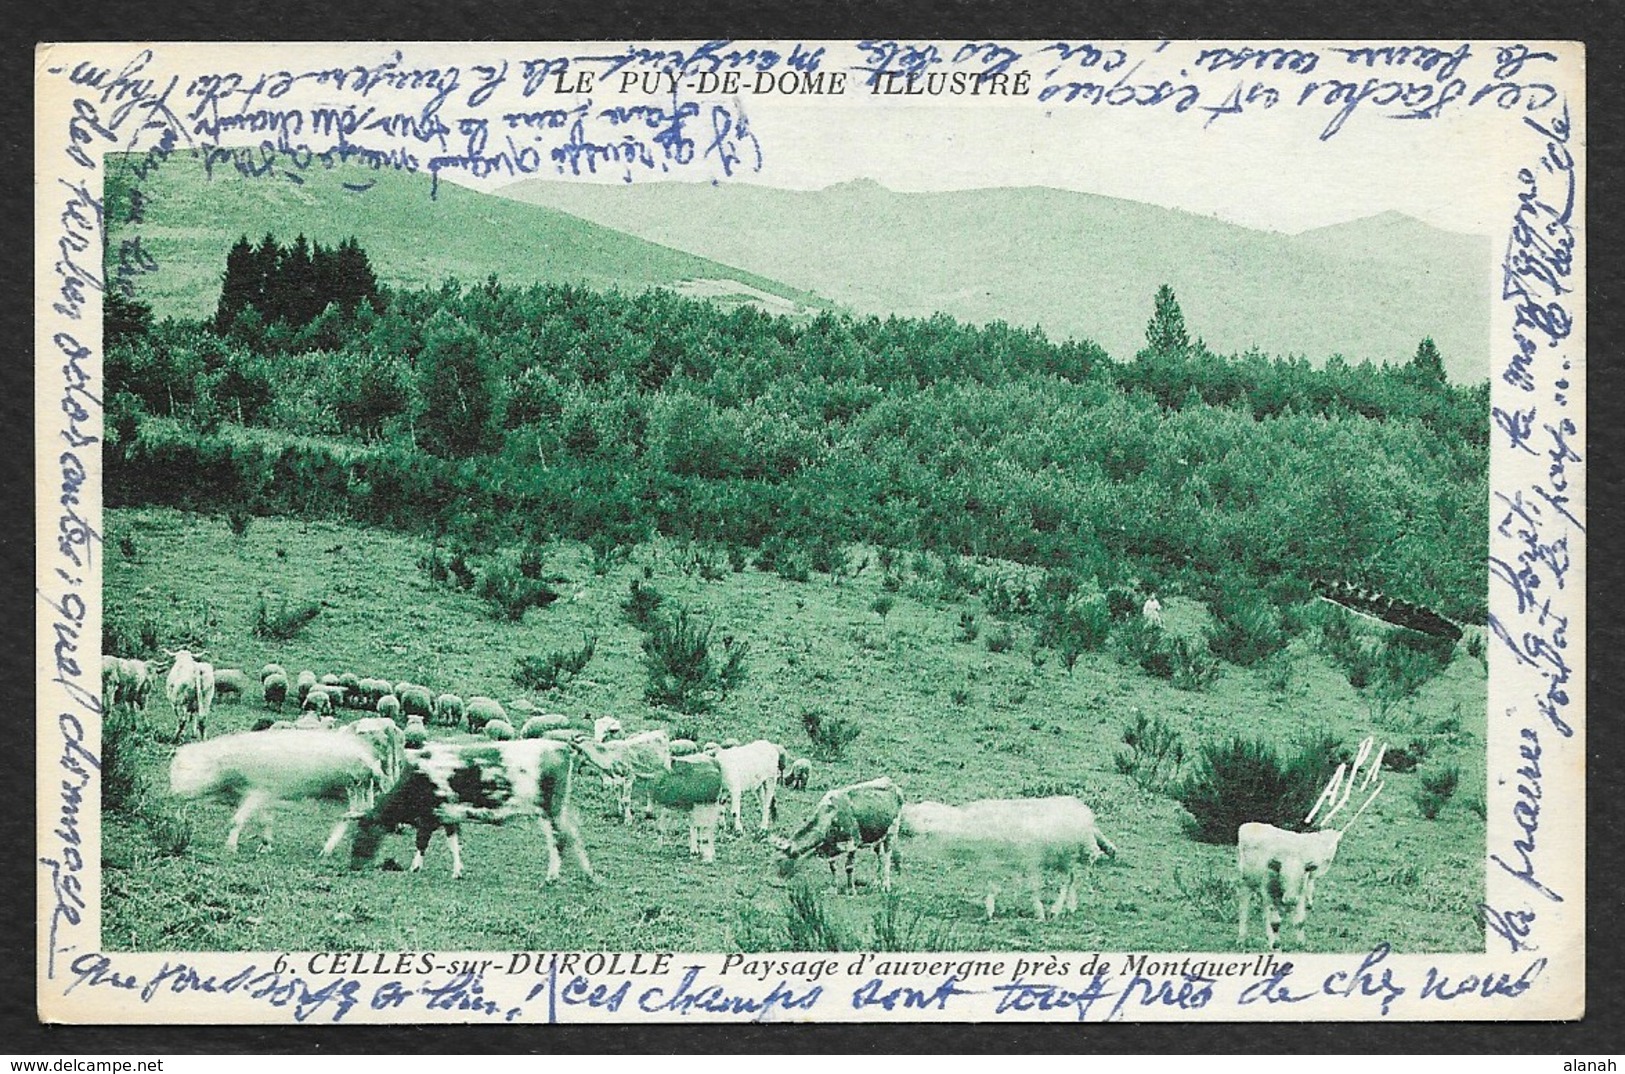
[213,235,257,333]
[1409,336,1447,386]
[1145,284,1191,358]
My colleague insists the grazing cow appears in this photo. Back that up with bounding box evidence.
[900,796,1117,920]
[350,739,596,882]
[782,758,813,791]
[376,694,402,726]
[165,649,217,742]
[581,729,674,823]
[102,656,123,712]
[646,754,726,863]
[295,670,317,705]
[484,718,518,741]
[104,657,153,716]
[260,663,286,684]
[713,739,787,833]
[342,717,408,803]
[776,778,905,894]
[169,730,385,855]
[669,738,701,757]
[1237,824,1345,951]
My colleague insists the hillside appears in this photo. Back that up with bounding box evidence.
[102,153,828,321]
[499,179,1491,381]
[102,506,1487,953]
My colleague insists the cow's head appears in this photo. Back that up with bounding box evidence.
[1267,829,1344,934]
[776,796,842,870]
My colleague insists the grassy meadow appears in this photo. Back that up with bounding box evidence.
[102,506,1486,954]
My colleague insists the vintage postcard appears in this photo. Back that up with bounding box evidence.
[37,40,1584,1025]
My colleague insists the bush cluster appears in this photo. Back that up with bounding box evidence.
[514,635,597,692]
[1113,711,1187,794]
[1176,733,1343,844]
[641,608,750,714]
[252,591,323,641]
[802,708,862,759]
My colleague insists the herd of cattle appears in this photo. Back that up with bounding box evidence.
[104,648,1387,950]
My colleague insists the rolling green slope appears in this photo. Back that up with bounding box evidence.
[103,153,828,321]
[501,178,1491,381]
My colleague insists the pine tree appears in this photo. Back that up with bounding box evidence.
[251,234,281,321]
[280,234,318,326]
[1409,336,1446,386]
[1145,284,1191,358]
[213,235,257,333]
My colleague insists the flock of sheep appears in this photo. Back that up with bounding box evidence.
[105,647,1387,950]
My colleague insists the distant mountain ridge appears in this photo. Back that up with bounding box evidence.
[103,154,828,322]
[499,178,1491,382]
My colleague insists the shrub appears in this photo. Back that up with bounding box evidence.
[683,542,726,582]
[419,546,452,585]
[1208,588,1287,667]
[956,612,979,644]
[104,610,162,660]
[1176,733,1342,844]
[478,562,559,622]
[226,508,253,539]
[949,686,971,706]
[802,707,862,759]
[1113,711,1187,794]
[514,634,597,692]
[642,609,750,713]
[101,704,145,815]
[1171,864,1234,924]
[1417,763,1461,820]
[1114,616,1172,679]
[1371,631,1456,701]
[117,534,140,561]
[870,595,894,621]
[782,882,854,951]
[588,533,630,576]
[1105,585,1140,621]
[252,591,322,641]
[985,624,1014,653]
[518,543,548,580]
[621,579,664,628]
[1170,635,1221,691]
[1043,594,1111,671]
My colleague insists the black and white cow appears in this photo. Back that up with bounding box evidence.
[350,738,597,882]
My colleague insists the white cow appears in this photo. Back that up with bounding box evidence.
[170,730,385,855]
[1237,824,1345,951]
[900,796,1118,920]
[165,649,216,742]
[1238,736,1387,950]
[713,739,786,833]
[342,717,408,804]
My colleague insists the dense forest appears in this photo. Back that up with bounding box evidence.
[105,240,1489,627]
